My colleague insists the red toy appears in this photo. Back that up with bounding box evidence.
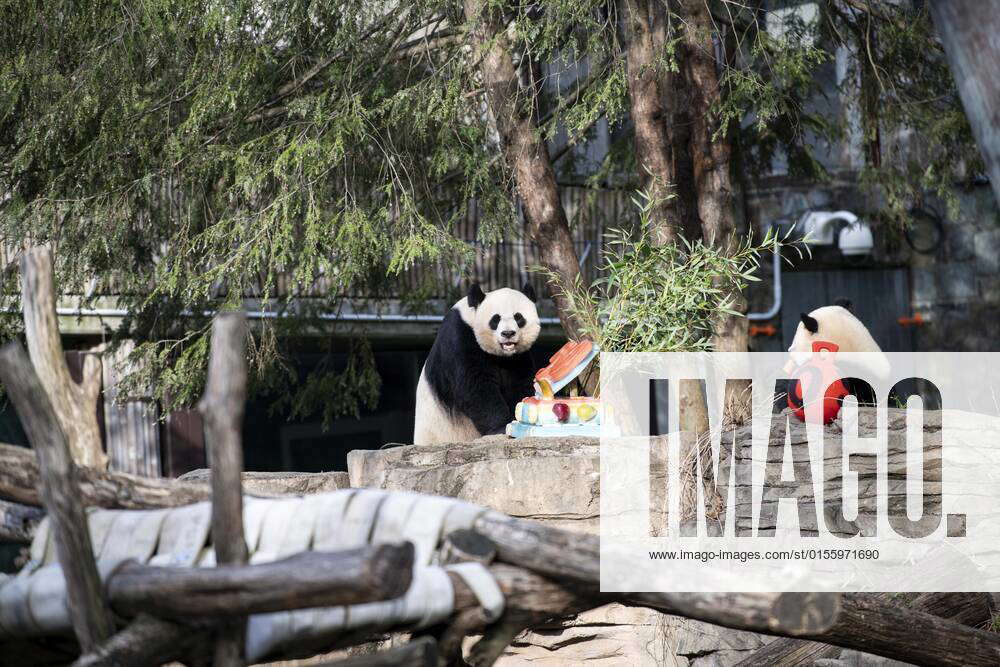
[787,341,849,424]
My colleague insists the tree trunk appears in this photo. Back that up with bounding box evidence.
[463,0,586,340]
[20,247,107,469]
[623,0,710,433]
[678,0,749,420]
[930,0,1000,206]
[624,0,678,245]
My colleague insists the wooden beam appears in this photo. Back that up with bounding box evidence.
[70,615,204,667]
[0,442,347,512]
[198,312,250,666]
[737,592,998,666]
[106,544,414,618]
[19,247,106,469]
[0,342,115,651]
[797,593,1000,667]
[474,512,600,582]
[0,442,211,509]
[0,497,45,542]
[633,591,841,637]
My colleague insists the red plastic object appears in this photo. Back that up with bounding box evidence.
[787,341,849,424]
[552,402,570,423]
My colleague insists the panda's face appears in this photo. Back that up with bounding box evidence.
[468,286,540,357]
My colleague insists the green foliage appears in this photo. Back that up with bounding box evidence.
[536,193,784,353]
[0,0,981,421]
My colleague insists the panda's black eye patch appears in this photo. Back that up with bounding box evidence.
[489,314,501,330]
[514,312,525,328]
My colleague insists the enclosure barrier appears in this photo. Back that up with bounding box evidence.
[0,248,998,666]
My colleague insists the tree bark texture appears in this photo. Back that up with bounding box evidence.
[624,0,679,245]
[198,312,250,666]
[676,0,750,421]
[463,0,586,340]
[19,247,107,469]
[931,0,1000,206]
[737,591,999,666]
[106,544,414,619]
[0,497,45,542]
[0,441,211,509]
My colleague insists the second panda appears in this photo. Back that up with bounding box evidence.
[414,283,541,445]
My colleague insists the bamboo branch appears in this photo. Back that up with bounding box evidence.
[19,247,106,469]
[199,312,250,666]
[0,342,115,651]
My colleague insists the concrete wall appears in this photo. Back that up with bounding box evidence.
[744,177,1000,352]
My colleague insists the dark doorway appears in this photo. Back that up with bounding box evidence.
[781,268,914,351]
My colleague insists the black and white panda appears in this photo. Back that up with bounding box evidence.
[788,298,889,403]
[414,283,541,445]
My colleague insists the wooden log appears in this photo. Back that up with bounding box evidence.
[0,441,211,509]
[633,591,841,637]
[70,614,205,667]
[198,312,250,666]
[19,247,106,469]
[737,592,998,666]
[440,528,496,566]
[477,512,841,638]
[106,543,414,618]
[0,497,45,542]
[474,512,599,583]
[316,637,437,667]
[0,343,115,651]
[788,593,1000,667]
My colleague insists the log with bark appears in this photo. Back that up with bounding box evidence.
[0,497,45,542]
[0,442,347,510]
[107,544,414,619]
[0,342,115,651]
[199,312,250,666]
[18,247,107,469]
[737,591,999,666]
[0,441,211,509]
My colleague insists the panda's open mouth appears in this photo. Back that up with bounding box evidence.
[500,341,517,352]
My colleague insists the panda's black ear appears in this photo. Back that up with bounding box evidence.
[834,297,853,312]
[521,281,537,303]
[468,283,486,309]
[800,312,819,334]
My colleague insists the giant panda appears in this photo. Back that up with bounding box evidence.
[414,283,541,445]
[787,298,889,405]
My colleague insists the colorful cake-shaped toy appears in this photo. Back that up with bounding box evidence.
[506,340,615,438]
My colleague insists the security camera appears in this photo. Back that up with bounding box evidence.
[796,210,874,256]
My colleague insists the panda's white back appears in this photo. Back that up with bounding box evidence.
[790,305,889,379]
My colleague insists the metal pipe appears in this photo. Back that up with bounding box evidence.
[746,244,782,321]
